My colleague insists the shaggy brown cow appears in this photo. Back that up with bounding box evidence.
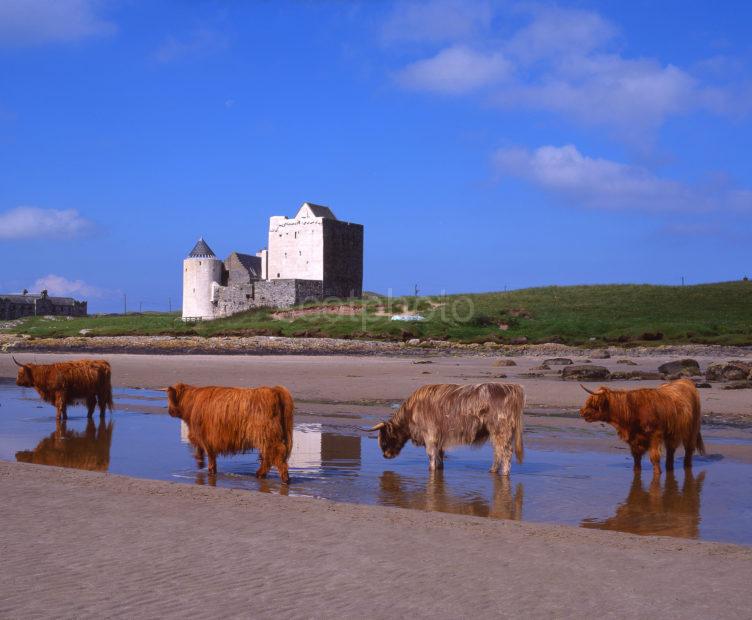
[167,383,294,483]
[369,383,525,475]
[16,418,113,472]
[579,378,705,474]
[13,357,114,420]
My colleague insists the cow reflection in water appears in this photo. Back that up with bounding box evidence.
[582,470,706,539]
[15,418,114,472]
[379,471,523,521]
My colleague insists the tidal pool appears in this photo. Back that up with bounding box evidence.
[1,383,751,545]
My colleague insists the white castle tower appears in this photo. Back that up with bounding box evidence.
[182,238,222,320]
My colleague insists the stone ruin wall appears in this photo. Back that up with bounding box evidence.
[214,279,324,316]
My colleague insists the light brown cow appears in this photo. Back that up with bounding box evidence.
[14,357,113,420]
[167,383,294,483]
[579,378,705,474]
[370,383,525,475]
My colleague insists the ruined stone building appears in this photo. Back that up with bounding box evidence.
[0,290,87,320]
[182,202,363,320]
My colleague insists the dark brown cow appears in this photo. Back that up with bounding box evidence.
[370,383,525,475]
[14,357,113,420]
[579,378,705,474]
[167,383,294,483]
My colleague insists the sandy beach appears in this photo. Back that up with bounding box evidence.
[1,349,751,618]
[2,460,751,619]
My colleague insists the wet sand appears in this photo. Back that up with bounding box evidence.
[1,351,751,420]
[2,461,751,619]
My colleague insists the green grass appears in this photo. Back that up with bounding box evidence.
[4,281,752,346]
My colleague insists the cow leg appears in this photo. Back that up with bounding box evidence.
[193,446,206,469]
[648,437,662,476]
[490,431,513,475]
[207,452,217,475]
[630,446,643,471]
[86,396,97,418]
[683,444,695,469]
[426,443,443,472]
[665,443,676,471]
[256,448,272,479]
[273,445,290,484]
[97,393,107,417]
[55,394,68,420]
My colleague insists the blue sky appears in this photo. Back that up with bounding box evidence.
[0,0,750,312]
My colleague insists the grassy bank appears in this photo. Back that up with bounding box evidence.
[3,281,751,346]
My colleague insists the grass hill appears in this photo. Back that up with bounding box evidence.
[4,281,751,346]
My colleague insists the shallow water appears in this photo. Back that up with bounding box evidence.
[2,385,751,545]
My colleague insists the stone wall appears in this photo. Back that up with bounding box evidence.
[322,219,364,299]
[214,279,324,316]
[267,217,325,281]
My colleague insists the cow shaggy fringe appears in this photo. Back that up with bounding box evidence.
[167,383,294,483]
[378,383,525,475]
[15,359,113,420]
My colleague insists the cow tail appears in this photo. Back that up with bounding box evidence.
[696,431,706,456]
[275,386,295,459]
[103,365,114,412]
[692,384,705,456]
[514,387,525,465]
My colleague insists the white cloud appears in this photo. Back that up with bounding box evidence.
[493,144,752,212]
[0,0,115,47]
[495,55,698,135]
[153,28,228,64]
[387,4,748,137]
[31,274,108,298]
[506,7,616,63]
[0,207,94,239]
[382,0,492,44]
[396,45,511,94]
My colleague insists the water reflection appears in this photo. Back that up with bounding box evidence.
[287,426,361,473]
[582,471,706,539]
[379,471,523,521]
[15,418,114,472]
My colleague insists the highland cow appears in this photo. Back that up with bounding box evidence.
[369,383,525,475]
[579,378,705,474]
[13,357,113,420]
[167,383,294,483]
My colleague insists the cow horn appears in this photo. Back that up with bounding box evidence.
[580,384,596,395]
[368,422,386,431]
[11,356,23,367]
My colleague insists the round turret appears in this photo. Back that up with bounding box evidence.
[182,238,223,320]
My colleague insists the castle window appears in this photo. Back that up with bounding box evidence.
[277,273,280,278]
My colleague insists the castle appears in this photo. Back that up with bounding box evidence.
[182,202,363,320]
